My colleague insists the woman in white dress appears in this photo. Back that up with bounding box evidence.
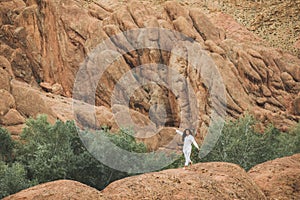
[176,129,200,169]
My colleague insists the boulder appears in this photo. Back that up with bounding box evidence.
[0,89,15,116]
[164,1,191,22]
[248,154,300,200]
[112,104,156,134]
[293,96,300,115]
[189,8,224,43]
[11,80,56,122]
[4,124,25,138]
[51,83,63,95]
[0,67,11,91]
[73,102,117,130]
[173,16,200,41]
[3,180,104,200]
[281,72,296,90]
[101,162,266,199]
[127,0,152,28]
[0,55,14,77]
[40,82,63,95]
[261,85,272,97]
[0,109,25,126]
[39,82,53,92]
[136,127,180,151]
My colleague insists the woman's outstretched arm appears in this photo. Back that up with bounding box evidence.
[192,138,200,150]
[176,129,183,136]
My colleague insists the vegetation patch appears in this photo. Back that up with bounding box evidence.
[0,114,299,198]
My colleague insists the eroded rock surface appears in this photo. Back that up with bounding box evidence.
[3,180,104,200]
[4,162,267,200]
[101,162,267,199]
[5,154,300,199]
[248,154,300,200]
[0,0,299,142]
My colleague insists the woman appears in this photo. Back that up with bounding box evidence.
[176,129,200,169]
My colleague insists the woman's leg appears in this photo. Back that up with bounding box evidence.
[186,150,191,165]
[184,150,191,166]
[183,151,189,166]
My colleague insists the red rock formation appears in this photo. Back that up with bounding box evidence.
[101,162,266,199]
[4,162,267,200]
[0,0,299,140]
[5,153,300,199]
[3,180,103,200]
[248,153,300,199]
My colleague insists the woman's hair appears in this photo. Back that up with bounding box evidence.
[182,129,193,142]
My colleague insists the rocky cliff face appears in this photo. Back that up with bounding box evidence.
[0,0,299,143]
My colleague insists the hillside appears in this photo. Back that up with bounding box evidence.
[179,0,300,57]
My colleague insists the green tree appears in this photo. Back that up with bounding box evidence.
[0,127,15,163]
[197,115,300,171]
[261,124,295,161]
[17,116,76,182]
[0,161,36,198]
[16,115,160,190]
[9,113,299,199]
[289,122,300,153]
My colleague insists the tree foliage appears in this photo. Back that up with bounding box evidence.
[195,115,300,171]
[0,127,15,162]
[0,162,36,198]
[15,115,151,191]
[0,114,300,198]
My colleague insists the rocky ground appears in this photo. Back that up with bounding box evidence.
[100,162,266,199]
[248,153,300,200]
[4,153,300,199]
[221,0,300,58]
[3,180,104,200]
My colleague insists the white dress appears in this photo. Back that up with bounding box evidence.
[176,130,199,166]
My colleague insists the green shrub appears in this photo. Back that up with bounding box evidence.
[0,161,36,198]
[261,124,296,160]
[197,115,300,171]
[17,116,77,182]
[108,128,148,153]
[288,122,300,153]
[0,127,15,163]
[2,113,299,198]
[16,115,157,190]
[70,128,140,188]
